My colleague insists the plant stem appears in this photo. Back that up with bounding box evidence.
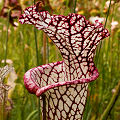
[26,109,38,120]
[74,0,77,13]
[96,0,112,65]
[42,29,47,120]
[2,89,7,120]
[4,9,11,66]
[42,94,46,120]
[100,80,120,120]
[34,20,41,120]
[47,37,49,63]
[34,27,39,66]
[2,9,11,120]
[33,1,41,120]
[43,33,47,64]
[104,0,112,29]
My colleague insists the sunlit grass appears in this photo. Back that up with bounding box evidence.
[0,0,120,120]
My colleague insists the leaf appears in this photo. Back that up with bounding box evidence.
[26,110,38,120]
[19,3,110,119]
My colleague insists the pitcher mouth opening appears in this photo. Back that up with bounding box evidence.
[23,61,99,97]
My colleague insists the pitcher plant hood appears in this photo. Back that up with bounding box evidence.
[19,2,109,120]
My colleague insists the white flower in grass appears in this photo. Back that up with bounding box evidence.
[118,7,120,12]
[94,1,99,7]
[1,59,13,64]
[89,16,105,24]
[112,88,116,94]
[105,1,114,8]
[111,21,118,30]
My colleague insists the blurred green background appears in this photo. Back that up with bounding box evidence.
[0,0,120,120]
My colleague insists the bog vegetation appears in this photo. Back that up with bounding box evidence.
[0,0,120,120]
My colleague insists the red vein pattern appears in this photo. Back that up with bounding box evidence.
[19,3,110,120]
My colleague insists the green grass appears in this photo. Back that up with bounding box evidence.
[0,0,120,120]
